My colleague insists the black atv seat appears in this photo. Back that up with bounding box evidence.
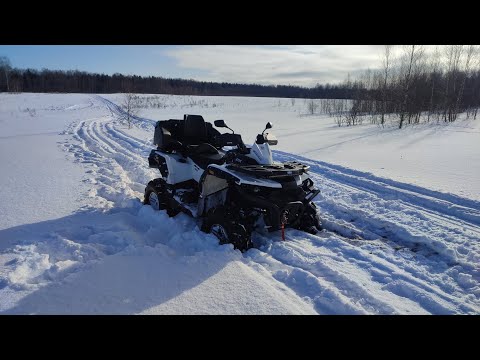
[186,142,218,155]
[184,115,208,145]
[154,115,223,152]
[190,150,225,169]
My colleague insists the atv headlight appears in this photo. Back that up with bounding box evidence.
[241,183,268,195]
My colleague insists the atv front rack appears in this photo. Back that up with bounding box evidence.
[226,161,310,178]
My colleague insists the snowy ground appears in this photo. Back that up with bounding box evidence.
[0,93,478,314]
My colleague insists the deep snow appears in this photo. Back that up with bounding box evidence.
[0,93,478,314]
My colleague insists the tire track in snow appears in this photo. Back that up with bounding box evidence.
[85,120,116,156]
[271,151,479,313]
[106,124,474,314]
[247,242,405,314]
[92,121,148,181]
[61,95,479,314]
[274,151,480,264]
[69,98,371,313]
[316,173,480,245]
[246,248,370,314]
[68,117,153,208]
[105,123,151,151]
[283,234,475,313]
[320,169,480,266]
[275,150,480,226]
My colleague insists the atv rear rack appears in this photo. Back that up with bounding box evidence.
[226,161,309,178]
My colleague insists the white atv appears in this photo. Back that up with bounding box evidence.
[144,114,321,251]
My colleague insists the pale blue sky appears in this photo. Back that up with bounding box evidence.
[0,45,385,86]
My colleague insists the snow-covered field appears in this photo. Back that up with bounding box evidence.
[0,93,478,314]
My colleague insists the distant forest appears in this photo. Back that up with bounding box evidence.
[0,62,353,99]
[2,45,480,129]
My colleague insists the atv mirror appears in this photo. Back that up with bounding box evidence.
[215,119,235,134]
[262,122,273,135]
[214,120,227,128]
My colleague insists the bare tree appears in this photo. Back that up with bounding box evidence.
[0,56,12,92]
[443,45,464,122]
[469,47,480,119]
[340,45,480,128]
[398,45,425,129]
[427,46,441,122]
[381,45,393,126]
[345,100,360,126]
[307,99,318,115]
[120,92,139,129]
[454,45,476,118]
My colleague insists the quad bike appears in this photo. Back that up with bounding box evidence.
[144,114,321,251]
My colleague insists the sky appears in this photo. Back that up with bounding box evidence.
[0,45,387,87]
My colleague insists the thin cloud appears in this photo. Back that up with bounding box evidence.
[166,45,383,86]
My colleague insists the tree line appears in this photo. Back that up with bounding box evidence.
[0,58,353,99]
[340,45,480,128]
[3,46,480,128]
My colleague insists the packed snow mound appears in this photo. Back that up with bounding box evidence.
[0,93,479,314]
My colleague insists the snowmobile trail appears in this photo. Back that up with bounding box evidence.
[68,96,480,313]
[3,94,477,314]
[58,95,478,314]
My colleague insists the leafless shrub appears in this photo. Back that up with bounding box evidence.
[307,99,318,115]
[120,93,140,129]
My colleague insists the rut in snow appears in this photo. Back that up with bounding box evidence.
[59,95,480,314]
[3,94,478,314]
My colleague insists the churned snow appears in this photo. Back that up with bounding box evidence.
[0,93,478,314]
